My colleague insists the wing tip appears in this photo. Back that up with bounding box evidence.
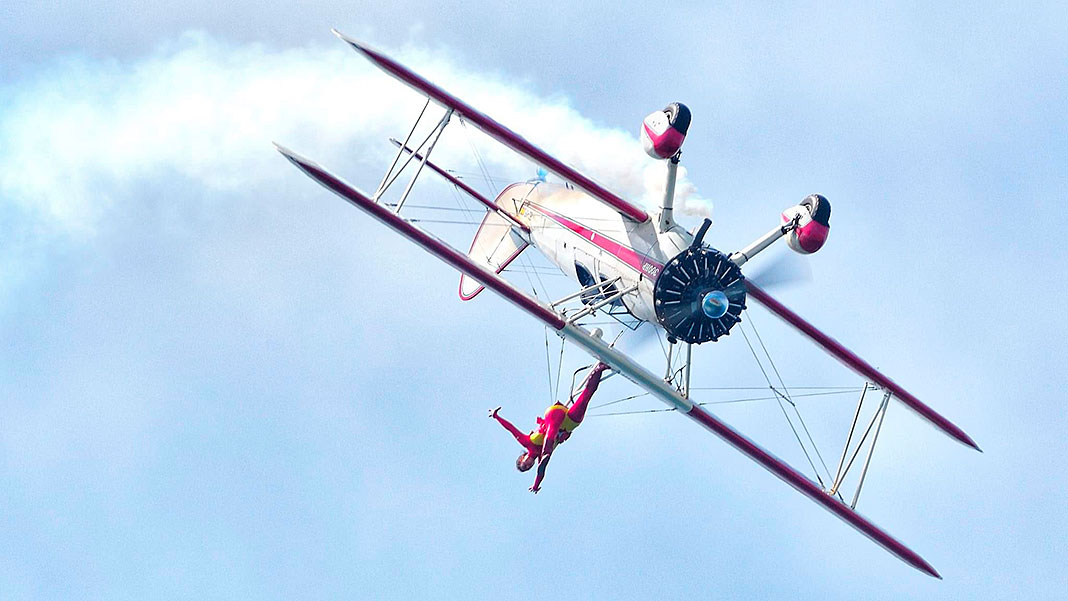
[331,28,372,56]
[919,561,943,580]
[272,142,310,168]
[330,27,351,43]
[947,423,981,452]
[961,432,981,452]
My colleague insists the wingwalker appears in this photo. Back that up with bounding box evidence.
[274,30,980,579]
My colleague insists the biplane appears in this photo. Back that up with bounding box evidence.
[274,29,979,579]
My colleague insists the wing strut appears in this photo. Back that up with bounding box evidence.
[275,144,942,578]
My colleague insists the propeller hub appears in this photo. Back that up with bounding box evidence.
[701,290,730,319]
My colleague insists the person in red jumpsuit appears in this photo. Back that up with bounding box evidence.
[489,362,609,493]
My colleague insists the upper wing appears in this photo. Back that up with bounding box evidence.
[275,143,941,578]
[332,29,651,224]
[745,282,979,451]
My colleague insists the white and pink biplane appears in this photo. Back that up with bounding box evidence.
[275,30,979,579]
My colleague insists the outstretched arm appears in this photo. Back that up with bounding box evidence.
[568,362,609,424]
[530,453,552,493]
[489,407,536,451]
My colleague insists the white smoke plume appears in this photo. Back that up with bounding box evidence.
[640,161,714,220]
[0,31,712,235]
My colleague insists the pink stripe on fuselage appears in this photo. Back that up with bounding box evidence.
[528,203,664,279]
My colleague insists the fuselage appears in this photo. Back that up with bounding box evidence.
[496,181,693,323]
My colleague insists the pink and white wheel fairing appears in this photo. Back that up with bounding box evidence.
[641,102,691,159]
[783,193,832,254]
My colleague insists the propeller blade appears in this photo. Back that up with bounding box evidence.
[745,249,813,291]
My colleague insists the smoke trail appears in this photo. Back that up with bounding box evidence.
[0,31,712,235]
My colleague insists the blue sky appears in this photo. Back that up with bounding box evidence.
[2,2,1066,599]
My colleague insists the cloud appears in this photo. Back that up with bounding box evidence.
[0,31,712,237]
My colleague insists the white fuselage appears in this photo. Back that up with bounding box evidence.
[496,181,693,322]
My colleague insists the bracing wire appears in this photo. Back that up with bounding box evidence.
[553,336,566,402]
[542,329,555,404]
[405,218,480,225]
[437,169,512,186]
[589,388,862,417]
[590,392,651,410]
[748,312,836,486]
[654,327,670,364]
[739,320,826,488]
[460,118,497,195]
[387,203,482,212]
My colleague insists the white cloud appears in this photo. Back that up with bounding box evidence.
[0,31,711,235]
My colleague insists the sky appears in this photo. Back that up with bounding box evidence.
[1,2,1067,599]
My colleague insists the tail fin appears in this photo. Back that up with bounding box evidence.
[459,210,529,300]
